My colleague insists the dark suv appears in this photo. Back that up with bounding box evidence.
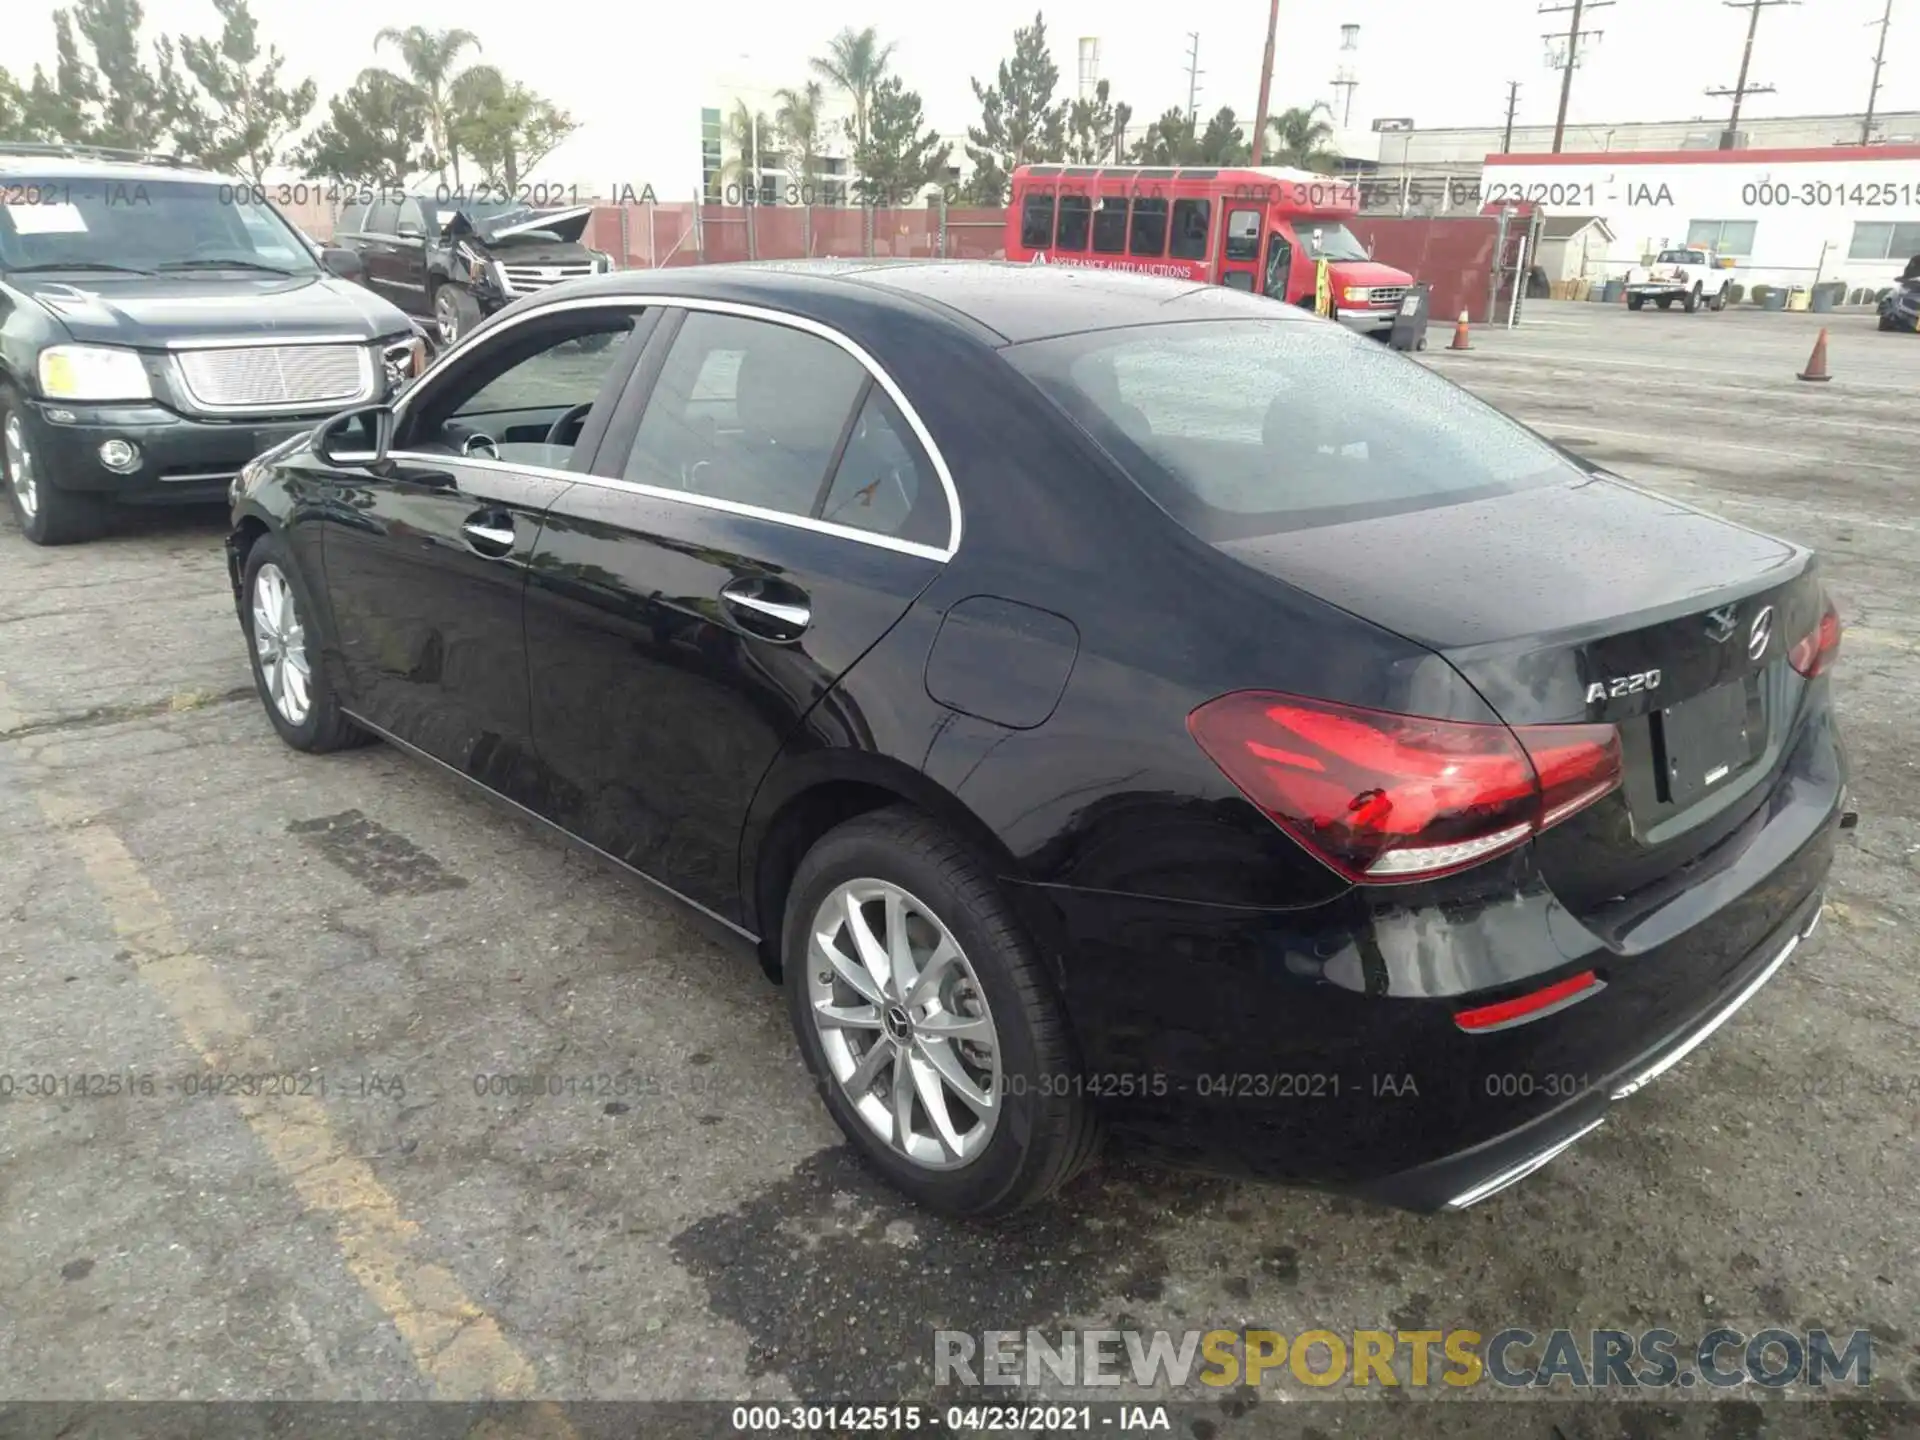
[331,194,610,346]
[0,145,424,545]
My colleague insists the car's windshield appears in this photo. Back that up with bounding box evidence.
[0,178,320,275]
[1296,220,1371,263]
[1658,249,1708,265]
[1005,317,1572,539]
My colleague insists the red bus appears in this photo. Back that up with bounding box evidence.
[1006,164,1416,337]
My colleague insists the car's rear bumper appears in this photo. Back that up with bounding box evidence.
[25,399,322,504]
[1008,695,1848,1207]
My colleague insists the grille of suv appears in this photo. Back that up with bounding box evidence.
[1367,286,1409,306]
[174,344,373,411]
[498,261,597,295]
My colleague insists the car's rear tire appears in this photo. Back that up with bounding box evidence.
[782,808,1102,1218]
[1,389,106,546]
[1711,287,1728,312]
[1627,294,1645,311]
[240,531,372,754]
[432,282,483,347]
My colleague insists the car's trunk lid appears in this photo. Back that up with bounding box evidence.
[1218,475,1823,914]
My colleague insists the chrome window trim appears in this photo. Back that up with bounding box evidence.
[388,292,964,561]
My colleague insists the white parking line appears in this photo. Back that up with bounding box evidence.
[1530,423,1914,473]
[1448,349,1919,395]
[1476,383,1918,437]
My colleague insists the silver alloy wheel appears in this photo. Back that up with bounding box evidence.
[805,879,1002,1170]
[434,289,461,346]
[4,411,37,520]
[251,562,312,726]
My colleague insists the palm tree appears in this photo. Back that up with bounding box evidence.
[721,99,773,202]
[809,26,895,156]
[373,25,494,185]
[774,81,826,204]
[1266,103,1339,172]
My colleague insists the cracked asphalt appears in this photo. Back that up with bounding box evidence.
[0,301,1916,1438]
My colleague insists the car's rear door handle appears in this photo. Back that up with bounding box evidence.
[462,511,516,557]
[721,578,810,638]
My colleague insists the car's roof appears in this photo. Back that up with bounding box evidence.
[0,152,227,186]
[541,259,1309,347]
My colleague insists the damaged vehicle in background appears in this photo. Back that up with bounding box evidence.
[330,194,614,346]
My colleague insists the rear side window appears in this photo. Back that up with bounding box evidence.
[1129,198,1168,256]
[339,203,366,233]
[1092,198,1128,253]
[1020,191,1055,249]
[1005,319,1569,538]
[1170,199,1211,259]
[817,387,950,548]
[1055,194,1092,250]
[622,311,867,519]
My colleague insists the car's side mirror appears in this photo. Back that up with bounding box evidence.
[396,224,423,240]
[313,403,393,468]
[320,246,364,280]
[407,316,441,360]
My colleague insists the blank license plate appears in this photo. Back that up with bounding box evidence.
[1660,680,1760,807]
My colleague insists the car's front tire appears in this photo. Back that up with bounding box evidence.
[432,282,483,347]
[240,531,371,753]
[782,808,1102,1217]
[1683,284,1701,313]
[1627,294,1645,311]
[1,388,105,546]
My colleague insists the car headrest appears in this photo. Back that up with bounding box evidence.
[735,339,859,450]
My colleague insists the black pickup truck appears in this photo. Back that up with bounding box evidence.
[331,195,612,346]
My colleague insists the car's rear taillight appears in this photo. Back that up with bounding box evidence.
[1187,692,1622,883]
[1789,596,1841,678]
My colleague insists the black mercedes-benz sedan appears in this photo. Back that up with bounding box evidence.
[226,260,1850,1218]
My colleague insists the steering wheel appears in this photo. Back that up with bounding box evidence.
[545,402,594,448]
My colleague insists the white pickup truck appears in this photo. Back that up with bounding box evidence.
[1624,247,1735,313]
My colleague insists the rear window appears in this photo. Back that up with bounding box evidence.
[1657,249,1708,265]
[1003,318,1572,539]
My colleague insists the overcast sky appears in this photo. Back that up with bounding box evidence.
[11,0,1915,188]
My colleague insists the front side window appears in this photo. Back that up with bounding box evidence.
[622,311,868,518]
[1006,318,1572,539]
[366,198,401,234]
[402,311,639,462]
[0,178,321,276]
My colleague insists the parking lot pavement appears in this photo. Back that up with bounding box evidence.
[1,301,1916,1431]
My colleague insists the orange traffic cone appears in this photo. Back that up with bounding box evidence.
[1797,328,1832,382]
[1797,328,1827,384]
[1449,311,1471,350]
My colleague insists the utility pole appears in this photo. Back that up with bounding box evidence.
[1707,0,1794,150]
[1502,81,1522,153]
[1540,0,1613,153]
[1250,0,1281,164]
[1863,0,1895,145]
[1185,33,1203,124]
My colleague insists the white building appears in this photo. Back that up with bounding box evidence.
[1480,144,1920,293]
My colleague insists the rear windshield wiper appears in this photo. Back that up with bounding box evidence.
[5,261,155,275]
[157,258,294,275]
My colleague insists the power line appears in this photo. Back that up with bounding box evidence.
[1502,81,1522,153]
[1185,32,1203,124]
[1540,0,1614,154]
[1863,0,1895,145]
[1706,0,1796,149]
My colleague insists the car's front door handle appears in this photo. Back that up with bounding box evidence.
[721,579,811,637]
[462,513,516,557]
